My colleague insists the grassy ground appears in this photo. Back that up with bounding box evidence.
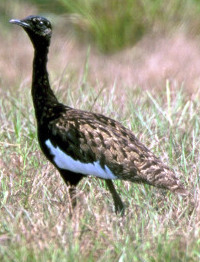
[1,2,200,262]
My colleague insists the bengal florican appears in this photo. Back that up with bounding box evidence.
[10,15,188,214]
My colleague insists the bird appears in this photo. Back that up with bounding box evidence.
[10,15,188,214]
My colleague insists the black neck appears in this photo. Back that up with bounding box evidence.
[32,46,58,120]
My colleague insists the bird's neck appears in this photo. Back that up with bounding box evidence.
[32,47,58,120]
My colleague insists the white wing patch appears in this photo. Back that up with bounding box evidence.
[45,139,117,180]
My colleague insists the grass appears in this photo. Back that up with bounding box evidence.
[1,60,200,261]
[24,0,200,52]
[1,2,200,261]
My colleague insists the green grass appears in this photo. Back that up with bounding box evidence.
[0,70,200,261]
[22,0,200,52]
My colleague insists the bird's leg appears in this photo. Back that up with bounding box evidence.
[66,185,77,217]
[68,185,77,208]
[105,180,125,215]
[59,170,83,214]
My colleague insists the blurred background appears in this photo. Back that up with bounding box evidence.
[1,0,200,96]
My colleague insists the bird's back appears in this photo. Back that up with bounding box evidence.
[40,106,186,194]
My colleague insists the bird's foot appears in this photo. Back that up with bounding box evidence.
[114,198,125,216]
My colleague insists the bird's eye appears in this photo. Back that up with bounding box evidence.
[40,21,44,25]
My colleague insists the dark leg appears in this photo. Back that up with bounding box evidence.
[59,170,84,209]
[68,185,77,208]
[105,180,125,215]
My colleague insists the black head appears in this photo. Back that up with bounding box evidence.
[10,15,52,48]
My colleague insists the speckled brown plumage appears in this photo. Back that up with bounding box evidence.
[47,108,186,192]
[10,15,187,214]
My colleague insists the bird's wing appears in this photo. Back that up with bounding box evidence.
[45,108,184,192]
[44,108,150,179]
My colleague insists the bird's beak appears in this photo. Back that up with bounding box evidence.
[9,19,30,29]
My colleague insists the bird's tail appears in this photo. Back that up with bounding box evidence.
[170,183,189,197]
[139,158,189,196]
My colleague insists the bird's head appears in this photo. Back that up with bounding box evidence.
[10,15,52,49]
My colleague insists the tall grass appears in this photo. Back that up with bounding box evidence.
[0,71,199,261]
[25,0,200,52]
